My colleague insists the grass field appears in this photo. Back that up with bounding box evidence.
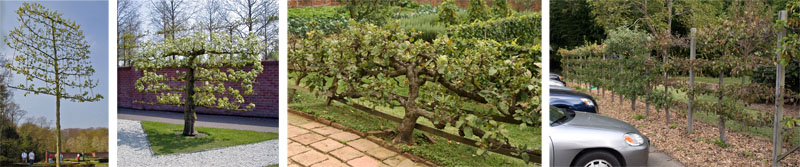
[141,121,279,155]
[675,76,750,85]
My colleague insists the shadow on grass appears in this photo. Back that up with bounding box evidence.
[141,121,278,155]
[146,130,215,155]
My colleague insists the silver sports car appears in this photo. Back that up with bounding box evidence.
[549,106,649,167]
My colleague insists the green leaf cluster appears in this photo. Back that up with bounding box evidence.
[290,20,539,161]
[133,32,264,111]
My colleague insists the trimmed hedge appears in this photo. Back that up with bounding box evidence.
[288,6,349,37]
[450,13,541,45]
[396,14,447,42]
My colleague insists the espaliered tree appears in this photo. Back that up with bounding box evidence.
[4,3,103,167]
[696,20,746,145]
[604,27,653,112]
[133,32,263,136]
[290,22,540,161]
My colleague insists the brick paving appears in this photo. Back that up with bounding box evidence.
[289,113,427,167]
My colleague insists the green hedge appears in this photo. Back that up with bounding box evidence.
[450,13,540,45]
[752,61,800,92]
[288,6,349,37]
[396,14,447,42]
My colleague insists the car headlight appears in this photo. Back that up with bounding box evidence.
[623,133,645,146]
[580,98,595,106]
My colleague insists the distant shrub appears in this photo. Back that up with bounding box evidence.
[397,14,446,42]
[437,0,458,25]
[467,0,488,22]
[451,13,541,45]
[491,0,513,18]
[288,6,349,37]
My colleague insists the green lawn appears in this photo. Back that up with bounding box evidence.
[289,81,539,166]
[675,76,750,85]
[141,121,279,155]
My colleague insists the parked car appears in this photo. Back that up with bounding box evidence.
[550,78,566,87]
[550,86,598,113]
[549,106,649,167]
[550,73,565,83]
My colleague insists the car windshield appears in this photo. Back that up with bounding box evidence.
[550,106,574,126]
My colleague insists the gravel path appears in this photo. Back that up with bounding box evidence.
[118,119,279,167]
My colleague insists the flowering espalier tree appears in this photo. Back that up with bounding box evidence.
[133,32,263,136]
[4,3,102,167]
[290,22,540,161]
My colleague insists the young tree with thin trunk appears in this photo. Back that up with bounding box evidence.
[4,3,103,167]
[133,32,263,136]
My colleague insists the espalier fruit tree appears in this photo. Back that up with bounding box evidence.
[4,3,102,167]
[133,32,263,136]
[290,21,540,161]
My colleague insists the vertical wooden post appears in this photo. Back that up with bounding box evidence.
[688,28,696,133]
[773,10,787,167]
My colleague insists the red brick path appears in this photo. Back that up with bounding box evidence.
[288,113,426,167]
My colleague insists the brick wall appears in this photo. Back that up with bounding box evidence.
[288,0,541,12]
[118,61,279,118]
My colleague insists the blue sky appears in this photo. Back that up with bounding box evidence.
[1,1,108,128]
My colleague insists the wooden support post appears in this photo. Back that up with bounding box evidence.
[773,10,787,167]
[689,28,696,133]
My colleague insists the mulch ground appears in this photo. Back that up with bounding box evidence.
[572,84,800,166]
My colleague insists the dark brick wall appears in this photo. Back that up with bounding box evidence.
[118,61,279,118]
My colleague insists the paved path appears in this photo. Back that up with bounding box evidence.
[118,108,279,133]
[117,119,279,166]
[288,113,426,167]
[649,146,686,167]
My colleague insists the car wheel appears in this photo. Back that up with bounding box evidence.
[573,151,621,167]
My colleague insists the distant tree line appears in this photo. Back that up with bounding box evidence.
[117,0,279,67]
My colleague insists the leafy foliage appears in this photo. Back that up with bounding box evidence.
[290,21,539,161]
[4,3,103,165]
[451,13,541,46]
[467,0,488,22]
[396,14,447,42]
[133,32,263,135]
[491,0,513,18]
[337,0,396,25]
[288,6,349,37]
[437,0,459,25]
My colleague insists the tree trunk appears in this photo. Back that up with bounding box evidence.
[393,66,422,144]
[611,88,615,103]
[645,87,650,117]
[719,114,727,144]
[52,22,62,167]
[632,95,637,111]
[183,57,198,136]
[56,96,62,167]
[288,73,306,103]
[326,77,338,106]
[393,109,420,144]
